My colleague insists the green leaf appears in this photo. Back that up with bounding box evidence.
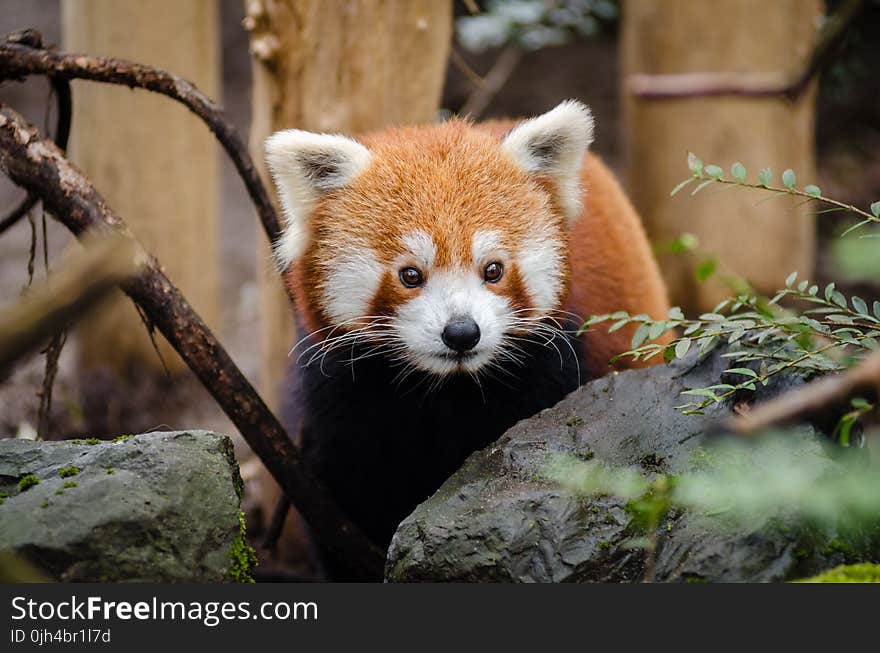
[670,177,695,196]
[808,285,818,296]
[786,271,798,287]
[675,338,691,359]
[704,164,723,179]
[687,152,703,176]
[851,397,871,409]
[874,301,880,320]
[831,291,848,309]
[731,162,747,181]
[691,179,716,195]
[608,318,630,333]
[852,296,869,316]
[782,168,796,189]
[797,280,809,292]
[648,321,667,341]
[804,184,821,198]
[758,168,773,187]
[683,321,702,336]
[871,201,880,218]
[824,282,835,301]
[680,388,719,400]
[663,345,676,363]
[695,258,717,282]
[667,307,685,321]
[724,367,758,378]
[631,323,650,349]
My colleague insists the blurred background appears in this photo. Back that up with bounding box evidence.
[1,0,878,574]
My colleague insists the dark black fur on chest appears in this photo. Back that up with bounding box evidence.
[282,326,585,549]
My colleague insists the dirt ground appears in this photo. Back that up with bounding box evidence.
[1,1,878,576]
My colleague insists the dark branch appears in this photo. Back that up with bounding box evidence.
[0,74,70,235]
[0,232,140,377]
[0,105,384,580]
[726,351,880,436]
[627,0,864,101]
[0,29,284,260]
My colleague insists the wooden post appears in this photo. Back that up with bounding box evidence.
[621,0,821,313]
[61,0,220,373]
[245,0,452,406]
[244,0,452,563]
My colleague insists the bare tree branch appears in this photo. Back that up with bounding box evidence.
[460,43,522,120]
[0,232,140,376]
[0,105,385,580]
[0,71,70,235]
[627,0,864,101]
[0,29,284,264]
[726,351,880,436]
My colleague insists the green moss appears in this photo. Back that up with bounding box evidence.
[58,467,80,478]
[822,539,853,557]
[598,541,613,550]
[85,438,101,445]
[685,576,709,584]
[63,481,77,489]
[111,435,134,443]
[39,500,49,509]
[565,416,585,427]
[0,497,4,506]
[106,468,115,475]
[796,563,880,583]
[227,511,257,583]
[18,475,40,492]
[0,491,7,498]
[55,489,64,496]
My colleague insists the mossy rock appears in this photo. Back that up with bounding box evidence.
[0,431,249,582]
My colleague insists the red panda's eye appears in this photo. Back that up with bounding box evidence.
[483,261,504,283]
[399,266,424,288]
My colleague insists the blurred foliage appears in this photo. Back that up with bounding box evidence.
[584,153,880,420]
[456,0,618,53]
[796,562,880,583]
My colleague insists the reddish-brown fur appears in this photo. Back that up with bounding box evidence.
[286,117,671,376]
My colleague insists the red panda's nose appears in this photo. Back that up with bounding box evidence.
[442,318,481,353]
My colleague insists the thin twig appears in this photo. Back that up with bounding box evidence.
[449,47,485,89]
[0,75,70,235]
[459,43,522,120]
[0,232,142,376]
[462,0,480,15]
[726,350,880,436]
[628,0,864,101]
[0,105,384,579]
[263,495,292,553]
[0,29,285,274]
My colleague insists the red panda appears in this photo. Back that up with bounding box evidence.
[265,100,670,554]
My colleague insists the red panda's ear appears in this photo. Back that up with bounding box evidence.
[264,130,371,269]
[501,100,594,225]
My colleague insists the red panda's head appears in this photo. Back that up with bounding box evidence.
[265,100,594,376]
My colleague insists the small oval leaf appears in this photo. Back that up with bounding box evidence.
[731,162,747,181]
[675,338,691,359]
[782,168,796,188]
[804,184,821,198]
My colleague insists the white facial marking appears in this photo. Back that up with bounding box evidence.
[472,230,505,264]
[400,230,437,269]
[321,244,383,325]
[517,226,564,314]
[396,268,510,375]
[264,129,371,269]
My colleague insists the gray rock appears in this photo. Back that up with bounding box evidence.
[0,431,247,582]
[386,352,873,582]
